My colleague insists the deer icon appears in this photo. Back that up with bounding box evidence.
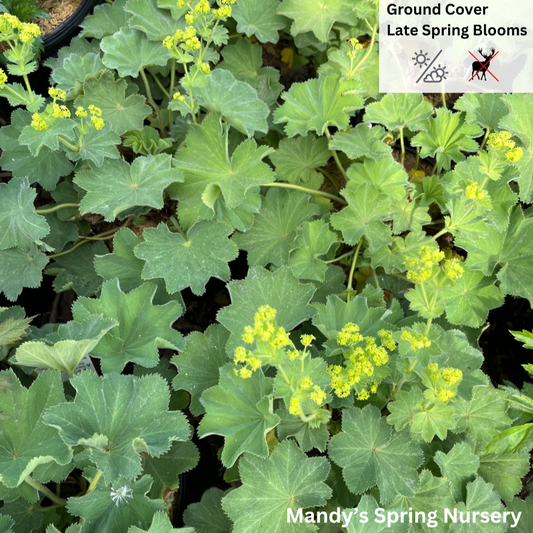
[472,47,496,80]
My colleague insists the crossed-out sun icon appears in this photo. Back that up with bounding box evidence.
[412,50,430,68]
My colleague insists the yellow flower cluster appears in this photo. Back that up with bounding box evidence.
[31,113,48,131]
[401,330,431,351]
[405,245,444,284]
[465,181,485,200]
[330,324,394,398]
[87,105,105,130]
[0,14,41,44]
[52,103,71,118]
[301,334,315,347]
[233,346,262,378]
[347,37,364,59]
[426,363,462,403]
[75,107,88,118]
[289,377,327,415]
[487,130,523,163]
[442,257,464,280]
[49,87,66,100]
[173,91,186,102]
[163,25,201,52]
[0,68,7,86]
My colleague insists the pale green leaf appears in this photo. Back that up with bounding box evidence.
[346,495,410,533]
[277,0,358,42]
[329,124,392,161]
[454,93,508,130]
[129,511,194,532]
[233,0,287,43]
[51,53,106,99]
[484,423,533,455]
[169,113,274,230]
[94,228,183,306]
[19,118,76,157]
[270,135,330,185]
[0,370,72,488]
[63,125,121,167]
[477,452,531,500]
[222,440,332,532]
[135,221,237,295]
[0,497,41,533]
[0,307,31,348]
[330,183,392,251]
[289,220,338,282]
[0,178,49,251]
[124,0,179,40]
[196,69,269,136]
[80,0,131,39]
[441,269,504,328]
[72,279,184,373]
[171,324,230,416]
[12,315,116,376]
[75,154,182,221]
[183,487,232,533]
[0,515,14,533]
[328,405,423,504]
[391,197,431,234]
[198,365,279,467]
[217,266,316,356]
[101,27,169,77]
[44,373,191,484]
[75,71,152,134]
[67,475,164,533]
[41,211,79,252]
[434,442,479,502]
[363,93,433,133]
[276,408,330,452]
[232,188,319,267]
[0,246,49,302]
[505,494,533,533]
[274,74,363,137]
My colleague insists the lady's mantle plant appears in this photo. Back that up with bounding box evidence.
[0,0,532,532]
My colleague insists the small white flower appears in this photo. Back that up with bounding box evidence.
[110,485,133,507]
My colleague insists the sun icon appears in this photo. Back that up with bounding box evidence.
[432,65,448,80]
[412,50,430,68]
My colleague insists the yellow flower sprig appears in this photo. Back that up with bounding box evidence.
[423,363,462,403]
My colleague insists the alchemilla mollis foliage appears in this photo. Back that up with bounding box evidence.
[0,0,532,531]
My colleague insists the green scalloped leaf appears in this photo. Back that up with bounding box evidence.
[169,113,274,230]
[183,487,232,533]
[0,497,42,533]
[124,0,179,40]
[12,315,116,376]
[454,93,507,130]
[80,0,131,39]
[134,221,238,296]
[269,134,330,185]
[329,124,392,161]
[232,188,319,267]
[44,373,191,485]
[171,324,230,416]
[0,370,72,488]
[72,279,184,373]
[67,475,164,533]
[330,183,392,251]
[277,0,358,42]
[51,53,106,99]
[0,178,49,251]
[222,440,332,532]
[0,307,31,348]
[64,125,121,168]
[328,405,423,504]
[19,118,76,157]
[505,493,533,533]
[129,511,194,532]
[217,266,316,356]
[196,69,269,136]
[232,0,287,43]
[0,246,49,302]
[276,408,330,452]
[74,154,182,222]
[0,515,14,533]
[75,71,152,135]
[477,452,531,500]
[274,74,363,137]
[346,495,410,533]
[101,28,169,78]
[198,365,280,467]
[411,108,483,171]
[434,442,479,502]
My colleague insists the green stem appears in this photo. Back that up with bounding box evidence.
[22,74,34,104]
[261,182,347,205]
[151,72,170,99]
[86,470,103,495]
[324,249,355,264]
[169,215,188,239]
[325,129,348,182]
[431,162,438,175]
[372,268,380,289]
[350,21,378,75]
[317,167,338,192]
[399,126,405,166]
[24,476,67,506]
[479,127,491,151]
[169,58,176,125]
[441,91,446,109]
[415,146,420,171]
[140,68,165,138]
[58,135,79,152]
[425,317,432,336]
[346,239,363,303]
[35,203,78,214]
[48,239,88,259]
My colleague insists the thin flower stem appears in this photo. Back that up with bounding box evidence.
[261,182,348,205]
[441,91,446,109]
[24,476,67,506]
[169,59,176,125]
[324,249,355,264]
[425,317,433,336]
[22,74,34,104]
[35,203,79,214]
[169,215,188,239]
[415,146,420,171]
[324,129,348,182]
[48,239,88,259]
[346,239,363,303]
[86,470,103,495]
[479,127,491,151]
[58,135,79,152]
[140,68,165,138]
[151,72,170,99]
[399,126,405,166]
[351,21,378,74]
